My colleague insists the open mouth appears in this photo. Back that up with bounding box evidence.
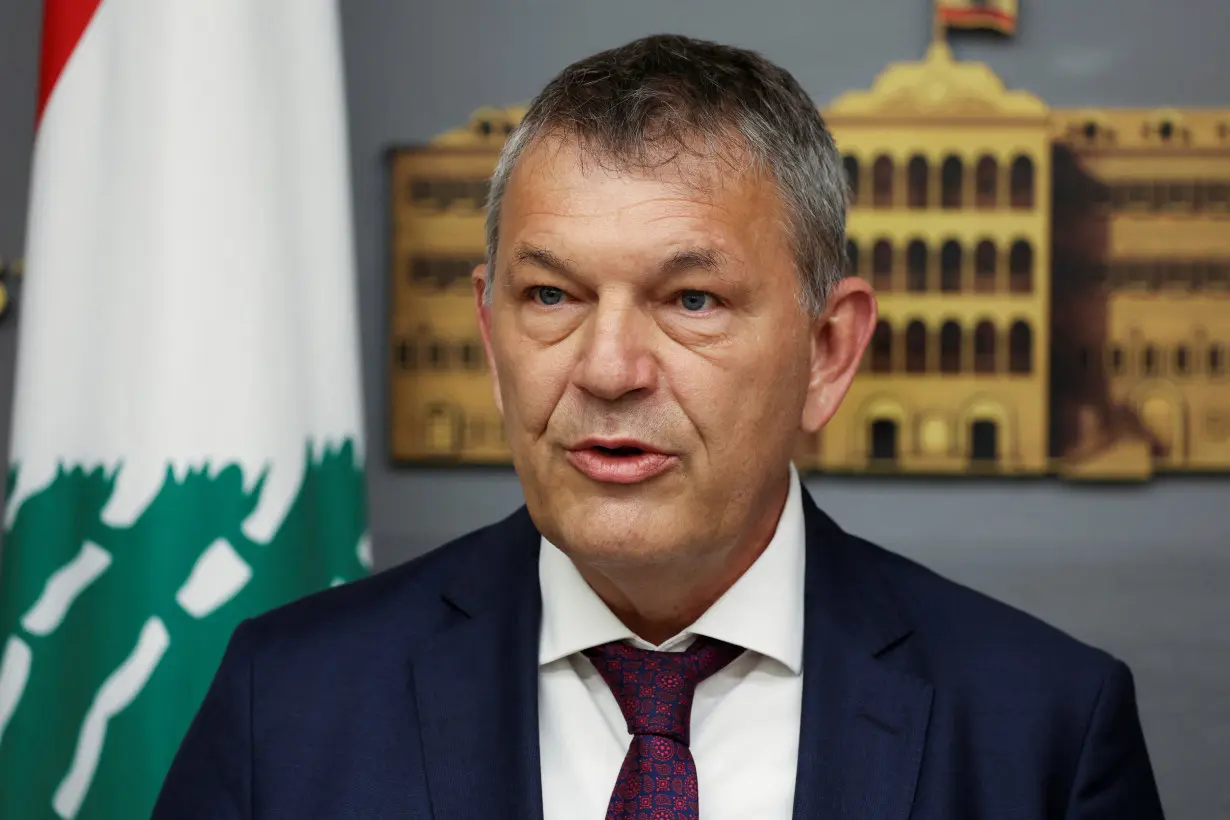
[590,444,648,457]
[567,441,676,483]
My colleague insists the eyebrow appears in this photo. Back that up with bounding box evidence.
[658,247,729,277]
[510,243,575,276]
[509,242,729,280]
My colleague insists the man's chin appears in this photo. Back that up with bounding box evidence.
[548,497,699,562]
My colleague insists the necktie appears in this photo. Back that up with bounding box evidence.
[583,636,745,820]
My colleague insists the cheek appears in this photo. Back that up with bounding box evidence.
[660,352,745,439]
[665,337,808,449]
[493,330,574,433]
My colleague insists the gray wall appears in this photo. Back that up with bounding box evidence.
[0,0,35,472]
[1,1,1227,817]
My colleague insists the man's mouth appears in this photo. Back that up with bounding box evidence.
[567,439,677,484]
[590,444,649,457]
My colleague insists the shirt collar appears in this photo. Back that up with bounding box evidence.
[537,463,806,675]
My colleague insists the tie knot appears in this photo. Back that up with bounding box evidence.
[583,636,744,745]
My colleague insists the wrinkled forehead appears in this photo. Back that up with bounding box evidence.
[509,129,771,210]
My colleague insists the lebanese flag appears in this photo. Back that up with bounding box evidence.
[937,0,1019,35]
[0,2,368,819]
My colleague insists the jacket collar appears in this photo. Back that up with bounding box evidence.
[790,491,932,820]
[410,507,545,820]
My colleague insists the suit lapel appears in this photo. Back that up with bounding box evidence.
[792,493,933,820]
[410,509,545,820]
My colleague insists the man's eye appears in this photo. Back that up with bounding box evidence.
[531,286,566,306]
[679,290,715,312]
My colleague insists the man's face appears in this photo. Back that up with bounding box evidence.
[475,137,822,567]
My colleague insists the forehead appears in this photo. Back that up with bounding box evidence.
[499,135,788,262]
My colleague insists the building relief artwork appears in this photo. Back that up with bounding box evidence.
[387,16,1230,480]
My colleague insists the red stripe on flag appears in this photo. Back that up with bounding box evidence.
[37,0,104,125]
[938,7,1017,32]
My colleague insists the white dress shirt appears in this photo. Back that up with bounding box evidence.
[538,464,806,820]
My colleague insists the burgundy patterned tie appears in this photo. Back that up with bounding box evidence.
[582,636,745,820]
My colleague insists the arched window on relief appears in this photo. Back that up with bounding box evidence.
[1109,345,1125,376]
[460,341,485,371]
[872,155,894,208]
[843,155,860,204]
[436,179,470,211]
[1009,322,1033,374]
[974,321,997,374]
[408,177,433,206]
[872,239,894,291]
[1009,240,1034,293]
[907,240,928,292]
[1175,345,1190,376]
[428,339,449,370]
[1077,118,1116,148]
[1209,343,1226,376]
[975,240,997,293]
[1143,344,1160,376]
[975,155,998,209]
[941,241,962,293]
[907,155,929,209]
[395,336,418,372]
[846,239,860,277]
[940,321,962,374]
[870,320,893,373]
[906,320,928,374]
[1010,155,1035,209]
[941,155,963,209]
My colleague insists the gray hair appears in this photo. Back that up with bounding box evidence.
[483,34,848,316]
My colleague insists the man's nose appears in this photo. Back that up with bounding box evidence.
[574,301,658,401]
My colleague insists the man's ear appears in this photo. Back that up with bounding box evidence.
[472,263,503,417]
[801,276,878,433]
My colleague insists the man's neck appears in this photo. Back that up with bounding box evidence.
[573,479,790,646]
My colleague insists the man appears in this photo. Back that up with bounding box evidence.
[155,35,1164,819]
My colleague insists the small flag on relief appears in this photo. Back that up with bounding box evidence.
[936,0,1019,35]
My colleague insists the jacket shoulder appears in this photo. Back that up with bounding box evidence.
[843,535,1160,814]
[858,535,1120,689]
[236,507,534,661]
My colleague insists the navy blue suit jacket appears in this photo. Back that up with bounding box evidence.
[154,491,1165,819]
